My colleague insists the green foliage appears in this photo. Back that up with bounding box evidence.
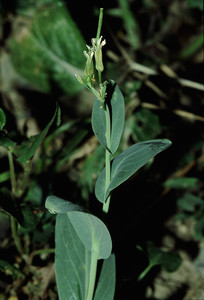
[9,1,85,95]
[91,80,125,154]
[69,212,112,260]
[55,213,91,300]
[15,0,58,15]
[137,241,182,281]
[17,104,60,164]
[127,108,162,142]
[94,254,116,300]
[95,139,171,203]
[0,260,24,279]
[78,145,105,201]
[0,108,6,130]
[46,195,114,299]
[176,193,204,240]
[164,177,199,190]
[187,0,203,10]
[0,105,60,231]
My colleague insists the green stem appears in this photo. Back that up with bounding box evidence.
[103,104,111,213]
[137,263,153,281]
[96,8,103,85]
[31,248,55,259]
[10,216,24,255]
[8,150,24,255]
[98,70,102,85]
[8,150,17,194]
[86,251,98,300]
[96,8,104,41]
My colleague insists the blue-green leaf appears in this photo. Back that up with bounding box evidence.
[45,195,85,214]
[47,196,113,299]
[45,195,112,259]
[68,212,112,260]
[91,80,125,154]
[95,139,172,203]
[94,254,116,300]
[55,213,90,300]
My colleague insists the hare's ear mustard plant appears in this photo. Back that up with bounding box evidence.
[45,8,172,299]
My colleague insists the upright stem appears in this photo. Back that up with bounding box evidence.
[96,8,103,85]
[103,104,111,213]
[8,150,17,194]
[96,8,104,41]
[86,251,98,300]
[10,216,24,255]
[8,150,24,255]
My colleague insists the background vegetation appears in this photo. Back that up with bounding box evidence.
[0,0,203,299]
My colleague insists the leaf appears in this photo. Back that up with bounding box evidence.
[45,195,85,214]
[46,195,112,259]
[0,133,16,148]
[95,139,172,203]
[177,193,203,212]
[146,242,182,272]
[138,241,182,280]
[10,1,85,95]
[94,254,116,300]
[48,196,113,299]
[194,218,204,240]
[17,104,59,163]
[91,80,125,154]
[55,213,90,300]
[160,251,182,273]
[0,188,36,229]
[128,108,162,142]
[164,177,199,190]
[0,171,10,184]
[0,259,24,279]
[0,108,6,130]
[20,206,37,229]
[68,212,112,260]
[187,0,203,10]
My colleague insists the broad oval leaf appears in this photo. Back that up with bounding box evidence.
[95,139,172,203]
[45,196,112,259]
[68,211,112,260]
[91,80,125,154]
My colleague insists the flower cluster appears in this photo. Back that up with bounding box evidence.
[75,36,106,102]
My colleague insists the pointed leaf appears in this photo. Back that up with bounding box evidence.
[0,108,6,130]
[94,254,116,300]
[17,104,59,163]
[95,139,172,203]
[55,213,90,300]
[91,80,125,154]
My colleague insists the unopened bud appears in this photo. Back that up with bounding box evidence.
[94,36,106,72]
[75,74,84,85]
[84,50,95,82]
